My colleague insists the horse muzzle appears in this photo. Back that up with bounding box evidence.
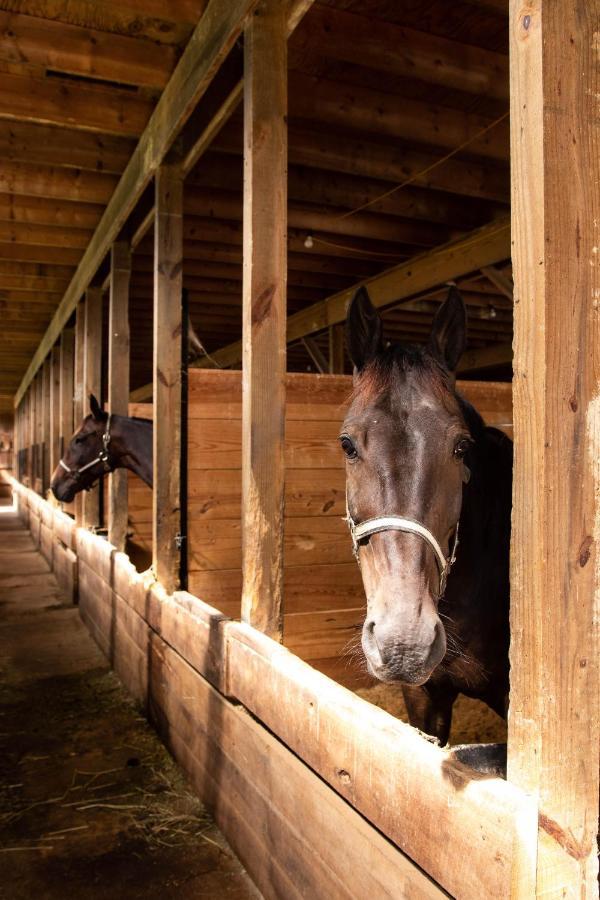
[361,614,446,685]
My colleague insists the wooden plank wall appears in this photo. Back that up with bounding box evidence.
[9,476,534,900]
[185,369,513,683]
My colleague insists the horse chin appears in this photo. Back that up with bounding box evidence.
[50,482,75,503]
[365,657,435,687]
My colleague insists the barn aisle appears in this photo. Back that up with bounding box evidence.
[0,504,259,900]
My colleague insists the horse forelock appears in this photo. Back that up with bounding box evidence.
[350,345,459,416]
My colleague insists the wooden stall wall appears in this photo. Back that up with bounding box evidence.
[9,475,534,900]
[186,369,513,684]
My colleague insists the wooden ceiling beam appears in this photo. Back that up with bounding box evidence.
[0,121,134,174]
[192,216,511,369]
[215,122,510,202]
[0,71,153,137]
[14,0,263,406]
[290,5,508,101]
[0,10,178,89]
[288,72,509,163]
[0,161,117,203]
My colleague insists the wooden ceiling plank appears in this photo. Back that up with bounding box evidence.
[0,241,82,265]
[290,5,509,101]
[288,71,509,163]
[14,0,261,407]
[0,10,177,89]
[0,194,103,229]
[0,70,153,137]
[0,121,134,173]
[0,0,202,47]
[192,215,511,369]
[0,160,117,203]
[214,121,510,203]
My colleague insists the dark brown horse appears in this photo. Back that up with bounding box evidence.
[342,286,511,744]
[50,395,152,503]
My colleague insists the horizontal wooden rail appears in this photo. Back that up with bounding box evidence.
[11,475,537,900]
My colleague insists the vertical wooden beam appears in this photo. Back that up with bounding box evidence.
[153,164,183,592]
[108,241,131,550]
[82,287,103,529]
[35,370,43,493]
[59,329,75,456]
[74,302,85,523]
[26,388,33,487]
[509,0,600,894]
[241,0,287,640]
[41,357,51,494]
[49,346,61,482]
[328,324,345,374]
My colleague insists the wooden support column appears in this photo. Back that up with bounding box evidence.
[35,370,43,493]
[241,0,287,640]
[73,302,85,523]
[108,242,131,550]
[509,0,600,894]
[153,165,183,592]
[49,346,61,482]
[59,329,74,456]
[328,324,345,374]
[26,387,33,487]
[82,287,102,529]
[41,357,51,494]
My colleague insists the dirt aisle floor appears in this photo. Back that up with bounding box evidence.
[0,505,260,900]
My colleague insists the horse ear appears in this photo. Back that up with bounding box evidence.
[427,286,467,373]
[346,286,384,372]
[89,394,106,422]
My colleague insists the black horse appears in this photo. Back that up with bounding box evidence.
[50,395,152,503]
[341,286,511,744]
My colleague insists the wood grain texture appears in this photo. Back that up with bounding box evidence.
[107,242,131,551]
[196,216,511,369]
[240,0,287,639]
[59,329,75,463]
[73,302,85,525]
[225,622,533,899]
[49,345,60,478]
[508,0,600,894]
[13,0,259,407]
[82,286,102,529]
[152,165,182,593]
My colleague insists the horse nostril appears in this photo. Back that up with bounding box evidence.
[367,620,376,635]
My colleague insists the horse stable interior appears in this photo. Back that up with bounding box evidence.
[1,0,598,897]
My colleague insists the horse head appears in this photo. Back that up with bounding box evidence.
[342,286,472,686]
[50,395,113,503]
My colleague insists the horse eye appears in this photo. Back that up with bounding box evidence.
[454,439,471,460]
[340,436,358,459]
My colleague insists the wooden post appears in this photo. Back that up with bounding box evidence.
[82,286,103,530]
[240,0,287,640]
[41,357,51,495]
[328,324,345,374]
[108,242,131,550]
[35,370,43,493]
[74,302,85,524]
[26,387,33,487]
[509,0,600,894]
[49,346,61,482]
[59,329,75,457]
[153,164,183,592]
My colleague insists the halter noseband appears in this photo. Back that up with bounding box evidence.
[59,416,113,483]
[345,502,459,600]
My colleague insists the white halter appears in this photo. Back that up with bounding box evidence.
[59,416,113,482]
[345,500,459,600]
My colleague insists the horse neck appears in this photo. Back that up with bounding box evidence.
[110,416,153,487]
[458,425,512,560]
